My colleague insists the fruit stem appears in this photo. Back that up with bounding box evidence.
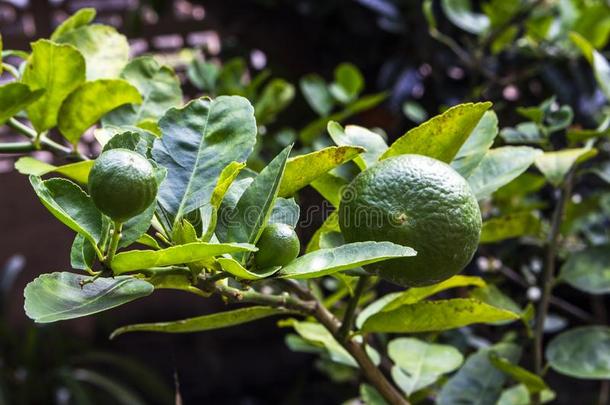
[0,141,36,153]
[532,169,574,402]
[337,275,370,341]
[105,221,123,269]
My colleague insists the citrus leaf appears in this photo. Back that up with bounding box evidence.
[103,56,183,127]
[300,73,333,116]
[268,197,300,228]
[489,353,548,393]
[328,122,388,170]
[110,306,289,338]
[278,145,363,197]
[466,146,542,200]
[559,246,610,294]
[24,272,153,323]
[571,32,610,100]
[55,24,129,80]
[441,0,490,34]
[217,257,279,280]
[546,326,610,379]
[310,172,348,207]
[15,157,94,184]
[279,241,416,279]
[362,298,520,333]
[30,176,103,249]
[480,212,542,243]
[21,39,86,132]
[330,63,364,104]
[58,79,142,145]
[228,146,291,245]
[152,96,256,225]
[360,384,388,405]
[254,78,295,125]
[438,343,521,405]
[389,337,463,395]
[305,211,340,253]
[50,8,96,40]
[111,242,257,273]
[451,111,498,177]
[534,147,597,187]
[498,384,555,405]
[0,82,44,124]
[70,234,96,271]
[381,102,492,162]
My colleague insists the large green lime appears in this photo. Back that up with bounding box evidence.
[339,154,481,286]
[254,223,300,268]
[88,148,157,222]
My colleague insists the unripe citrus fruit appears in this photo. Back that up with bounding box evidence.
[254,223,300,268]
[338,154,481,286]
[88,149,157,222]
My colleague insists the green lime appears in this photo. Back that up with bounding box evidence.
[254,223,300,268]
[338,154,481,286]
[88,148,157,222]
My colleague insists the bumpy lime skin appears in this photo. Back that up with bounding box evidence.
[88,149,157,222]
[254,223,300,268]
[339,154,482,287]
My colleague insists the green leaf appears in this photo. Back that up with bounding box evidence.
[254,78,295,125]
[110,306,288,338]
[299,92,387,144]
[381,102,492,162]
[498,384,555,405]
[30,176,103,250]
[362,298,520,333]
[534,148,597,187]
[327,122,388,170]
[24,272,153,323]
[388,337,463,395]
[480,212,542,243]
[451,111,498,177]
[441,0,490,34]
[50,8,96,40]
[470,285,522,318]
[571,32,610,100]
[55,24,129,80]
[58,79,142,145]
[311,172,348,207]
[153,96,256,225]
[278,146,363,197]
[360,384,388,405]
[111,242,256,273]
[269,197,300,228]
[21,39,86,132]
[279,241,416,279]
[438,343,521,405]
[103,57,183,127]
[489,353,548,393]
[300,73,333,116]
[466,146,542,200]
[70,234,96,271]
[402,100,428,123]
[0,82,44,124]
[15,157,94,184]
[187,59,219,92]
[217,257,279,280]
[305,211,340,253]
[227,146,291,246]
[546,326,610,379]
[330,63,364,104]
[559,246,610,294]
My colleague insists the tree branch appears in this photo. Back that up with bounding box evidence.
[337,275,370,341]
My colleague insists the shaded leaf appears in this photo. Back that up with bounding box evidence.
[217,257,279,280]
[546,326,610,379]
[254,78,295,125]
[300,73,333,116]
[0,82,44,124]
[111,242,256,273]
[498,384,555,405]
[451,111,499,177]
[382,102,492,162]
[362,298,520,333]
[489,353,548,393]
[330,63,364,104]
[534,147,597,187]
[559,246,610,294]
[571,32,610,100]
[70,234,96,271]
[311,172,348,207]
[22,39,86,132]
[306,211,340,253]
[441,0,490,34]
[58,79,142,145]
[110,306,288,338]
[24,272,153,323]
[269,197,300,228]
[328,121,388,170]
[279,241,415,279]
[50,8,96,40]
[480,212,542,243]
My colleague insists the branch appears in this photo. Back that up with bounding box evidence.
[0,141,36,153]
[337,275,370,341]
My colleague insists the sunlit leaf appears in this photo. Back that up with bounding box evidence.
[0,82,44,124]
[15,157,94,184]
[452,111,498,177]
[327,121,387,170]
[534,147,597,187]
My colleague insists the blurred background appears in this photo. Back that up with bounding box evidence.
[1,0,609,404]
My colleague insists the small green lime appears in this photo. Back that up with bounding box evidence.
[339,154,481,287]
[88,148,157,222]
[254,223,300,268]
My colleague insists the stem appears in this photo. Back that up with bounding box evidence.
[2,63,20,79]
[105,221,123,269]
[533,171,574,375]
[337,275,370,341]
[0,141,36,153]
[278,279,408,405]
